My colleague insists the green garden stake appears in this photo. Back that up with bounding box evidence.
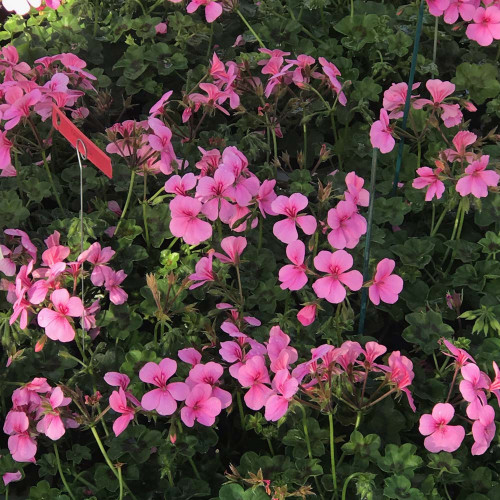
[76,139,87,351]
[391,0,426,196]
[358,148,378,335]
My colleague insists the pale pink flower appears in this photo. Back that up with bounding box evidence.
[278,240,308,291]
[219,340,246,378]
[189,83,229,114]
[466,6,500,46]
[11,377,51,409]
[419,403,465,452]
[368,258,403,305]
[386,351,416,411]
[426,0,451,16]
[109,388,136,436]
[1,0,42,16]
[237,356,273,410]
[139,358,189,416]
[443,0,479,23]
[370,109,395,153]
[37,289,84,342]
[3,471,22,486]
[312,250,363,304]
[267,326,298,373]
[271,193,317,243]
[36,387,72,440]
[228,205,258,233]
[155,22,168,34]
[180,384,222,427]
[150,91,173,117]
[101,267,128,305]
[104,372,140,406]
[169,196,212,245]
[456,155,499,198]
[148,118,177,175]
[165,173,197,197]
[264,369,298,421]
[459,363,489,417]
[327,200,367,249]
[0,130,12,169]
[3,411,36,463]
[344,171,369,207]
[359,341,387,371]
[186,362,232,408]
[178,348,202,366]
[412,165,446,201]
[297,304,317,326]
[195,169,235,223]
[441,338,475,368]
[256,179,277,217]
[383,82,420,119]
[443,130,477,163]
[318,57,346,106]
[189,251,216,289]
[214,236,247,265]
[186,0,223,22]
[78,242,115,286]
[2,89,42,130]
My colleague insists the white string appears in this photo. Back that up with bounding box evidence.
[76,139,87,352]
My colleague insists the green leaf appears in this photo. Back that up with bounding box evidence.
[378,444,423,478]
[384,475,425,499]
[402,310,453,354]
[452,63,500,105]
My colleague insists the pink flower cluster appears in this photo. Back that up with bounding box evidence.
[370,79,474,154]
[419,339,500,455]
[3,378,77,462]
[412,132,499,200]
[426,0,500,46]
[1,229,127,348]
[0,46,95,176]
[1,0,61,16]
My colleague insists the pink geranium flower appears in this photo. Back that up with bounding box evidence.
[37,289,84,343]
[104,372,140,406]
[169,196,213,245]
[441,338,475,368]
[3,471,22,486]
[180,383,222,427]
[101,267,128,305]
[0,130,12,170]
[443,130,477,163]
[297,304,317,326]
[271,193,317,244]
[2,89,42,130]
[3,411,37,463]
[1,0,42,17]
[368,258,403,305]
[36,387,72,441]
[278,240,308,291]
[165,173,197,197]
[472,406,496,455]
[214,236,247,265]
[466,6,500,46]
[178,348,202,366]
[459,363,489,417]
[383,82,420,119]
[455,155,499,198]
[264,369,298,421]
[327,200,367,249]
[256,179,277,217]
[189,251,216,289]
[370,109,395,153]
[412,165,446,201]
[78,242,115,286]
[139,358,189,416]
[312,250,363,304]
[196,169,235,222]
[443,0,479,24]
[186,362,232,408]
[386,351,416,411]
[419,403,465,453]
[237,356,273,410]
[344,171,369,207]
[109,388,136,436]
[155,22,168,34]
[186,0,223,23]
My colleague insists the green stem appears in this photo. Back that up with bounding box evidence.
[350,0,354,19]
[148,186,165,204]
[432,16,439,77]
[416,140,421,169]
[430,205,449,237]
[235,9,265,48]
[54,444,77,500]
[206,23,214,59]
[328,413,338,499]
[133,0,146,15]
[266,438,275,456]
[117,466,124,500]
[188,457,201,480]
[235,264,244,306]
[41,149,63,210]
[342,473,363,500]
[442,200,464,264]
[237,391,246,431]
[142,173,150,249]
[114,170,136,237]
[300,405,324,499]
[303,112,308,169]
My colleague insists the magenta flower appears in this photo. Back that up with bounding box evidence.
[169,196,213,245]
[297,304,317,326]
[78,242,115,286]
[101,267,128,305]
[256,179,277,217]
[178,348,202,366]
[186,362,232,408]
[271,193,317,244]
[327,200,367,249]
[368,258,403,305]
[312,250,363,304]
[3,471,22,486]
[419,403,465,453]
[181,383,222,427]
[214,236,247,265]
[412,165,446,201]
[219,340,246,378]
[148,118,177,175]
[165,173,197,197]
[386,351,416,411]
[443,0,478,24]
[344,171,369,207]
[383,82,420,119]
[37,289,84,343]
[237,356,273,410]
[466,6,500,46]
[0,130,12,170]
[104,372,140,406]
[189,251,216,289]
[459,363,489,418]
[150,91,173,117]
[189,83,229,115]
[196,169,235,222]
[472,406,496,455]
[267,326,298,374]
[441,338,475,368]
[443,130,477,163]
[186,0,223,23]
[370,109,395,154]
[155,22,168,34]
[109,388,136,436]
[456,156,499,198]
[35,387,71,441]
[3,411,37,463]
[278,240,308,291]
[2,89,42,130]
[359,341,387,371]
[264,370,298,421]
[139,358,189,416]
[318,57,346,106]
